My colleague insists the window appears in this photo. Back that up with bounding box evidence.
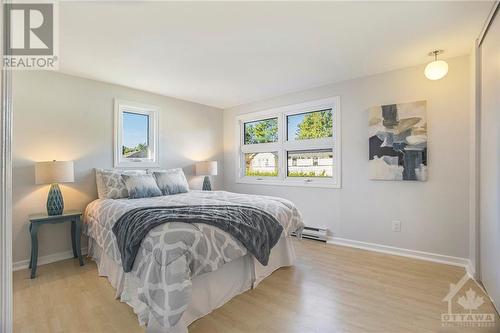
[287,149,333,178]
[244,118,278,144]
[123,112,149,158]
[245,152,279,177]
[114,99,159,168]
[237,97,341,188]
[287,109,333,141]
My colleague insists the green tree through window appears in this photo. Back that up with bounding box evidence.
[122,142,149,158]
[296,110,333,140]
[244,118,278,144]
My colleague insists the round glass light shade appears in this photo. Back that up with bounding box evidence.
[424,60,448,80]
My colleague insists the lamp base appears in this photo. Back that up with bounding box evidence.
[202,176,212,191]
[47,183,64,216]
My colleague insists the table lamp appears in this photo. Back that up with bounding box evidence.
[195,161,217,191]
[35,160,74,215]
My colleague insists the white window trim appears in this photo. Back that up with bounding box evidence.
[114,99,160,168]
[235,96,341,188]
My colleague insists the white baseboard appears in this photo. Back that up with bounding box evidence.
[328,236,472,271]
[15,238,474,276]
[465,260,477,278]
[13,247,88,272]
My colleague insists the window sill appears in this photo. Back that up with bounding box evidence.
[115,161,160,168]
[236,178,341,189]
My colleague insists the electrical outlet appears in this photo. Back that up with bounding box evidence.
[392,220,401,232]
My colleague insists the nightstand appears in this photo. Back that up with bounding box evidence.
[28,210,84,278]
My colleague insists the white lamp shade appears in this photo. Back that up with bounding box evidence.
[196,161,218,176]
[35,161,74,184]
[424,60,448,80]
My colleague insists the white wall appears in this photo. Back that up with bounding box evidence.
[224,56,471,259]
[12,71,223,263]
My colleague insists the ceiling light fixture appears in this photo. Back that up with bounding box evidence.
[424,50,448,80]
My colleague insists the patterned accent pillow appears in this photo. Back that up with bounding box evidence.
[121,174,163,199]
[95,169,147,199]
[153,168,190,195]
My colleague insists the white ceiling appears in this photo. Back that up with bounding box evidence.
[59,1,493,109]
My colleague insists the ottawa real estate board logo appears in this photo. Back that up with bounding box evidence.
[3,1,58,70]
[442,273,496,328]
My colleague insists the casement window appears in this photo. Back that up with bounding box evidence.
[236,97,341,188]
[114,99,160,168]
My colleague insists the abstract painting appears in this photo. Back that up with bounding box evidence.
[368,101,427,181]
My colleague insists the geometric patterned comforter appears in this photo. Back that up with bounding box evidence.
[83,190,304,329]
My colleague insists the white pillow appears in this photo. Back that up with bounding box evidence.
[95,168,147,199]
[152,168,189,195]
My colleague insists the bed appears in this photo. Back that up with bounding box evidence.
[84,190,304,333]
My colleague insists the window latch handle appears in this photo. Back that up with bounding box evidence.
[304,179,313,183]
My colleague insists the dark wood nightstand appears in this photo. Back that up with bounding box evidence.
[28,211,84,278]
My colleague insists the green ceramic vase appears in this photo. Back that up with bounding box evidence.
[47,183,64,215]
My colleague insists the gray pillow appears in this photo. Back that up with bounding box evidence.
[95,168,147,199]
[121,174,162,199]
[153,168,189,195]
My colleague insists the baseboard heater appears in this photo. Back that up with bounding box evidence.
[292,226,328,242]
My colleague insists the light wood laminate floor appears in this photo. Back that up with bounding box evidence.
[14,239,499,332]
